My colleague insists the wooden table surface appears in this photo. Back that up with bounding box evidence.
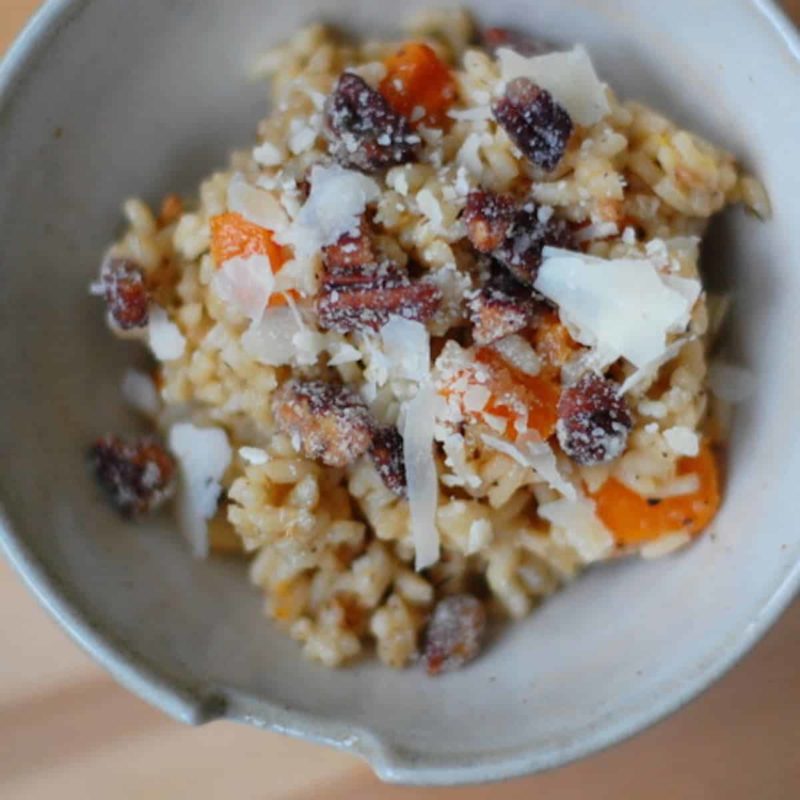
[2,1,799,797]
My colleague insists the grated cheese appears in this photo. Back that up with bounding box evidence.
[380,317,430,383]
[227,174,289,236]
[497,46,610,126]
[239,446,270,465]
[538,494,614,563]
[168,423,232,558]
[663,426,700,457]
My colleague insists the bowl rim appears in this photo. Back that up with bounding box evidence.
[1,0,799,786]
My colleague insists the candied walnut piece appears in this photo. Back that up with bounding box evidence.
[325,72,419,173]
[463,191,516,253]
[320,220,378,285]
[423,594,487,676]
[468,263,537,345]
[272,380,374,468]
[557,373,632,465]
[369,426,407,496]
[492,77,573,171]
[318,275,442,333]
[494,204,576,286]
[98,257,151,330]
[89,435,176,517]
[482,27,552,57]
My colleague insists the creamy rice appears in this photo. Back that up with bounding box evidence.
[89,10,768,671]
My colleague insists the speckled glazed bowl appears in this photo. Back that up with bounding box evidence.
[1,0,799,785]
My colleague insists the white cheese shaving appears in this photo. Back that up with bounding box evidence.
[497,45,610,126]
[403,381,440,571]
[168,423,232,558]
[148,307,186,362]
[656,473,700,498]
[327,342,362,366]
[212,253,275,322]
[638,399,667,419]
[535,247,699,371]
[663,426,700,457]
[242,306,301,366]
[227,174,289,238]
[618,336,692,396]
[380,317,430,383]
[439,432,482,489]
[416,188,444,230]
[708,361,755,404]
[538,494,614,562]
[492,334,542,376]
[121,369,160,417]
[448,105,493,122]
[276,164,380,259]
[239,446,270,465]
[482,433,577,500]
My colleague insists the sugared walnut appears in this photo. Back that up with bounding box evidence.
[482,27,551,57]
[272,380,374,468]
[494,204,576,286]
[98,257,151,330]
[468,263,537,345]
[492,77,573,171]
[369,426,407,496]
[89,436,175,517]
[463,191,516,253]
[423,594,487,676]
[318,274,442,333]
[321,220,377,282]
[556,373,632,465]
[325,72,419,173]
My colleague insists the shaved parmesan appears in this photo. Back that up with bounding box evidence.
[252,141,283,166]
[242,306,300,366]
[492,334,542,376]
[277,164,380,259]
[403,381,440,571]
[497,46,610,126]
[212,253,275,322]
[227,174,289,235]
[538,494,614,562]
[535,247,699,371]
[169,423,232,558]
[148,306,186,361]
[482,433,577,500]
[380,317,430,382]
[328,342,362,366]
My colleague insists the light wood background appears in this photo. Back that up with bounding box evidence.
[2,1,799,797]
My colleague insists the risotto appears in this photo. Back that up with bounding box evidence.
[88,11,768,672]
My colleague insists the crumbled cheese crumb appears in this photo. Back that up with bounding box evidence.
[212,253,275,322]
[148,307,186,361]
[664,426,700,457]
[239,446,270,465]
[169,423,232,558]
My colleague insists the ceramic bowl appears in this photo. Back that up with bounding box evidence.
[1,0,799,786]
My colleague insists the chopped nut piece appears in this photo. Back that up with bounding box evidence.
[423,594,487,676]
[325,72,419,173]
[369,426,407,496]
[99,257,151,330]
[557,373,632,465]
[321,220,378,284]
[272,380,373,468]
[492,77,573,171]
[89,435,175,517]
[463,191,516,253]
[494,204,576,286]
[318,275,441,333]
[468,263,537,345]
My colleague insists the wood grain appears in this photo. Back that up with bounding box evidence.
[1,3,799,798]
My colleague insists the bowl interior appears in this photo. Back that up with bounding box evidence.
[1,0,799,785]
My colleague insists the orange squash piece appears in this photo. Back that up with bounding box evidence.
[529,309,581,373]
[593,442,721,546]
[210,212,289,271]
[439,346,560,442]
[380,43,457,128]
